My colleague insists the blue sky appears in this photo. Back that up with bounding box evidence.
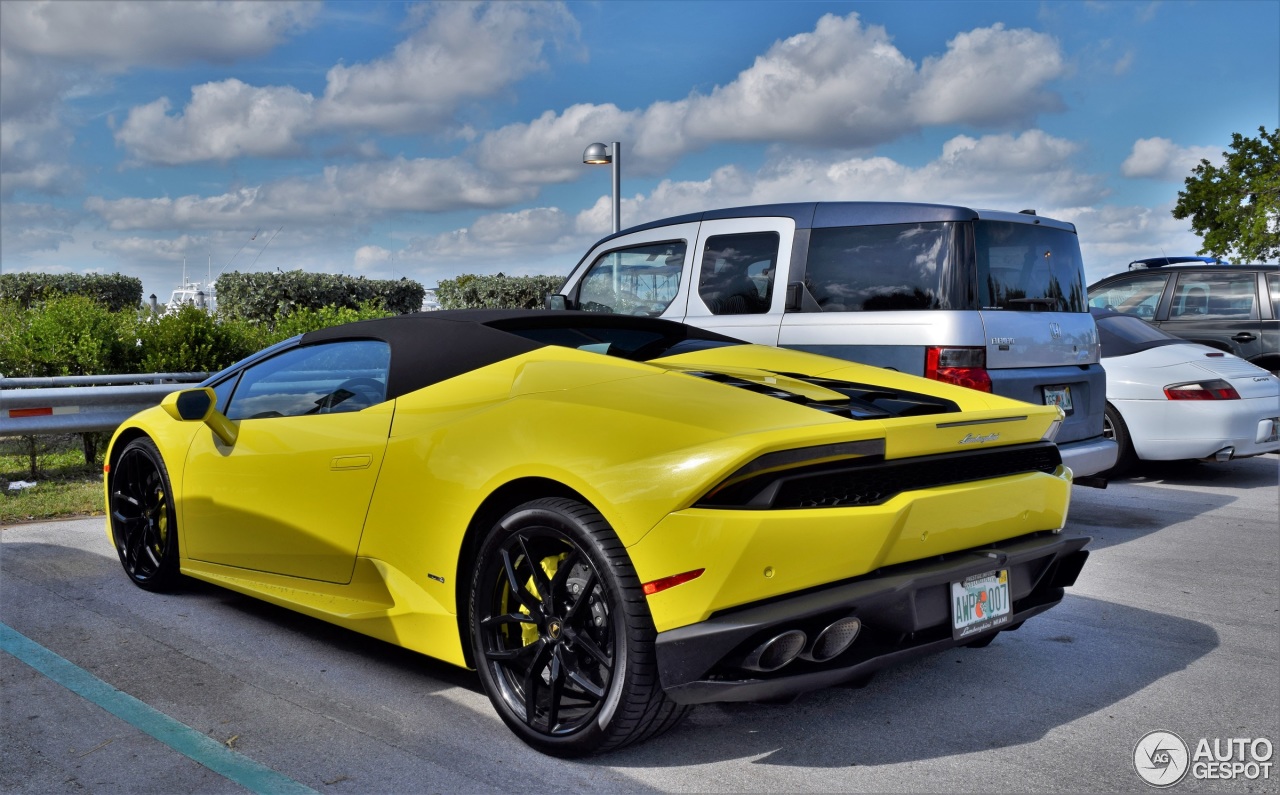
[1,0,1276,303]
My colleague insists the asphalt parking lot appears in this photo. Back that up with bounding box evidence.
[2,454,1277,793]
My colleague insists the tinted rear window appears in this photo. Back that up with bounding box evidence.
[1092,311,1183,358]
[498,324,740,361]
[976,221,1087,312]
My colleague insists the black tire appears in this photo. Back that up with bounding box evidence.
[1102,403,1137,477]
[468,498,689,756]
[108,437,181,591]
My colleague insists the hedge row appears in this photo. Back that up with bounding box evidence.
[216,271,425,323]
[436,274,564,310]
[0,273,142,313]
[0,296,393,378]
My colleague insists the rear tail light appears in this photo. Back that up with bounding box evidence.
[1163,379,1241,400]
[926,346,992,392]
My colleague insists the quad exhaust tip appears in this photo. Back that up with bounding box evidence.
[741,630,807,672]
[740,616,864,672]
[802,616,862,662]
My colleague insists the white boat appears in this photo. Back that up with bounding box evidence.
[162,258,217,314]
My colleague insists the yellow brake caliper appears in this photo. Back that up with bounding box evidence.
[519,553,566,646]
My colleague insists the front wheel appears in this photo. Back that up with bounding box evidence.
[108,437,181,591]
[468,498,688,756]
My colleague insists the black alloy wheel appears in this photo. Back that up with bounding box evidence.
[469,498,687,756]
[109,438,181,590]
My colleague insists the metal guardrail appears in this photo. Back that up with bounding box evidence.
[0,373,208,437]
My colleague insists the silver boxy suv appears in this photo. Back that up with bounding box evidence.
[551,202,1117,481]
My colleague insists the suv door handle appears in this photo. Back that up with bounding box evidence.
[1232,332,1257,342]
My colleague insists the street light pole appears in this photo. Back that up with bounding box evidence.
[583,141,622,234]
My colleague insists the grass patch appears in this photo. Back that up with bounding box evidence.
[1,437,104,526]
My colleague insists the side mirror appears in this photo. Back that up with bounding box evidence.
[160,387,238,446]
[545,293,568,311]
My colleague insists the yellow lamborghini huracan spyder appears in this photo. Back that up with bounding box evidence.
[105,310,1088,756]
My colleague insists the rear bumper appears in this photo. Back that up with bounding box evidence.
[654,531,1089,705]
[1057,435,1117,478]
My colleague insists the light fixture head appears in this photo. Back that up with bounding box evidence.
[583,142,611,165]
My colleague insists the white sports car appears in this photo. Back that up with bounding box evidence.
[1093,309,1280,473]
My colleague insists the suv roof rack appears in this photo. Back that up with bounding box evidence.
[1128,255,1230,270]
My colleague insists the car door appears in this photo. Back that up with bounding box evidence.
[683,217,794,345]
[567,222,701,320]
[181,340,393,584]
[1156,271,1265,361]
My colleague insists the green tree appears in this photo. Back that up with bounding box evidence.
[1173,126,1280,263]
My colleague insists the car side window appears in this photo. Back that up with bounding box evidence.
[225,341,391,420]
[698,232,779,315]
[805,222,957,311]
[1269,274,1280,317]
[1088,273,1168,319]
[1170,272,1258,319]
[576,241,685,316]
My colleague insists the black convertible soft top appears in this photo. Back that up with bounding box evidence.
[299,310,740,400]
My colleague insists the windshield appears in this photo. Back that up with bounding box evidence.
[976,221,1087,312]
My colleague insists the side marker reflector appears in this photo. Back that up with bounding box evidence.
[642,568,705,596]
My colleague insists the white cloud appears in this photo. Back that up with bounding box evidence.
[112,1,580,163]
[384,130,1108,269]
[601,130,1102,229]
[912,24,1065,126]
[318,1,578,133]
[475,104,638,184]
[84,157,536,230]
[1058,203,1206,283]
[0,202,76,253]
[116,80,316,164]
[474,14,1067,179]
[1121,137,1221,181]
[353,245,391,272]
[0,1,317,69]
[1,1,315,196]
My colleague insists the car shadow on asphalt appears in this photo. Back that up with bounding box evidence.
[1062,454,1276,552]
[602,594,1217,769]
[1113,453,1278,490]
[176,576,487,694]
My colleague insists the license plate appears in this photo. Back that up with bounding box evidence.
[1043,384,1073,414]
[951,569,1011,640]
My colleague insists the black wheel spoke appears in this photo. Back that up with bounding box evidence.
[560,653,606,700]
[563,571,598,623]
[481,612,536,629]
[485,637,542,666]
[516,535,552,602]
[567,628,612,670]
[545,650,564,730]
[500,548,543,616]
[521,641,553,726]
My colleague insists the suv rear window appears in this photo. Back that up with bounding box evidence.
[976,221,1087,312]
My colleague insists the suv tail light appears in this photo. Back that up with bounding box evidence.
[1164,379,1240,400]
[926,346,992,392]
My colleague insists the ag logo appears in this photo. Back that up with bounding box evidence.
[1134,730,1190,787]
